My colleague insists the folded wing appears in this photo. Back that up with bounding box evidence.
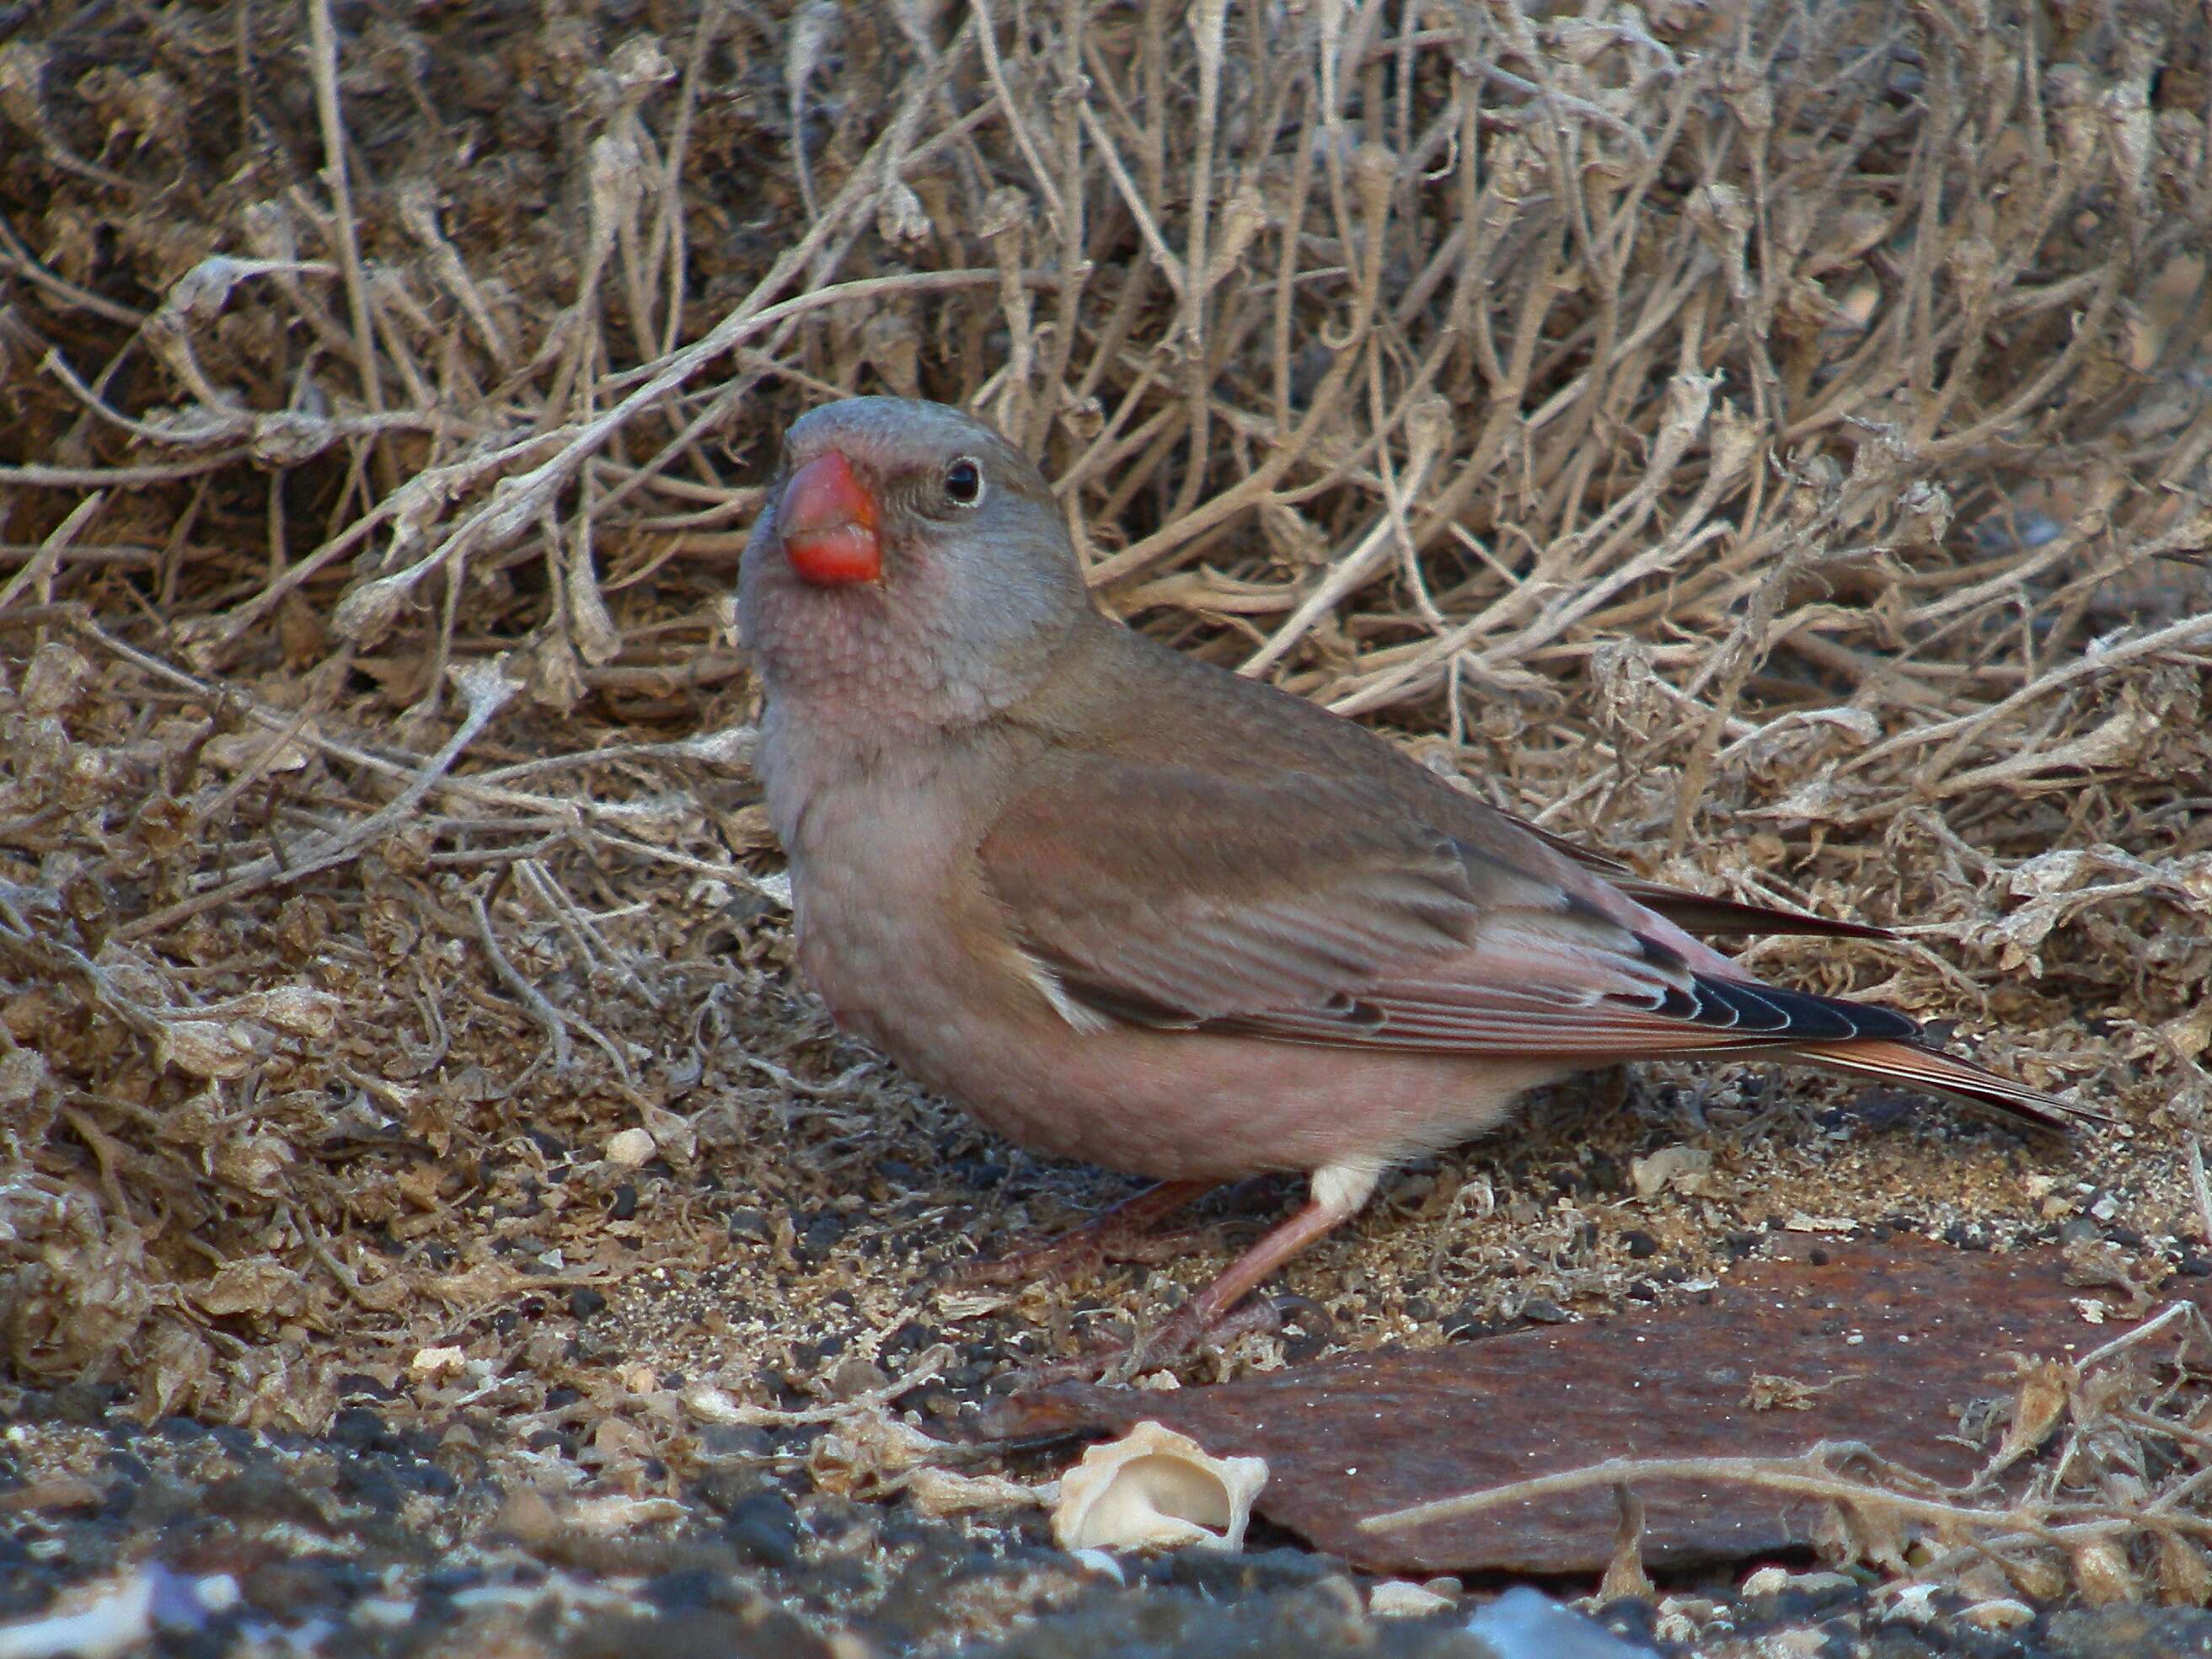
[977,759,2097,1132]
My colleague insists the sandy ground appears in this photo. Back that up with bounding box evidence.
[5,0,2212,1651]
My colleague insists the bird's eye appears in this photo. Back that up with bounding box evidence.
[943,458,985,507]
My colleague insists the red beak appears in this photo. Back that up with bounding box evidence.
[777,451,881,586]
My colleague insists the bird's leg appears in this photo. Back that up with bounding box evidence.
[956,1177,1218,1288]
[998,1165,1380,1384]
[1126,1163,1376,1368]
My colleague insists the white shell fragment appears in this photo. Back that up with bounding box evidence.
[1369,1579,1456,1617]
[1050,1421,1268,1554]
[1629,1144,1712,1198]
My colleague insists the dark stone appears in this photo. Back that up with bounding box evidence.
[693,1464,766,1515]
[1942,1222,1989,1251]
[643,1566,736,1613]
[1443,1308,1499,1341]
[721,1490,801,1571]
[155,1619,241,1659]
[568,1287,608,1319]
[697,1424,774,1461]
[1595,1596,1660,1646]
[96,1449,150,1485]
[1148,1546,1345,1597]
[2048,1605,2212,1658]
[49,1383,119,1424]
[801,1212,849,1255]
[329,1406,387,1452]
[335,1463,404,1514]
[1761,1580,1865,1623]
[883,1320,943,1355]
[207,1463,325,1529]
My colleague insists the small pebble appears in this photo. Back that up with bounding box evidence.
[1369,1579,1454,1617]
[605,1128,656,1168]
[1760,1631,1830,1657]
[191,1575,241,1615]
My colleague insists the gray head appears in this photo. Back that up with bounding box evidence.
[738,397,1097,735]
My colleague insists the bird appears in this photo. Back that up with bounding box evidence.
[736,394,2097,1364]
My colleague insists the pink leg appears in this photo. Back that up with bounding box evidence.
[958,1178,1218,1288]
[1130,1179,1368,1366]
[1014,1169,1375,1382]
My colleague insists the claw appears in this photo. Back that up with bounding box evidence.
[951,1178,1218,1290]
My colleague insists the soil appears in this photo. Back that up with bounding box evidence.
[3,0,2211,1651]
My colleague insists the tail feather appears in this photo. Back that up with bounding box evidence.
[1502,810,1895,941]
[1790,1037,2110,1135]
[1619,883,1895,941]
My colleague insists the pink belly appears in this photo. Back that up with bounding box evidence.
[798,898,1555,1179]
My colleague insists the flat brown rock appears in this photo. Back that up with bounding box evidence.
[1000,1237,2191,1574]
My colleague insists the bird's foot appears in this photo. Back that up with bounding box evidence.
[951,1178,1218,1290]
[1014,1295,1287,1387]
[1121,1295,1285,1375]
[957,1223,1216,1290]
[1004,1176,1366,1385]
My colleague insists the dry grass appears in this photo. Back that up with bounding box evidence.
[3,0,2212,1609]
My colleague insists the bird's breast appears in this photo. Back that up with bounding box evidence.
[759,719,1027,1044]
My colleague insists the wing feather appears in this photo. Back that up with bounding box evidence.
[978,756,2100,1133]
[980,761,1900,1062]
